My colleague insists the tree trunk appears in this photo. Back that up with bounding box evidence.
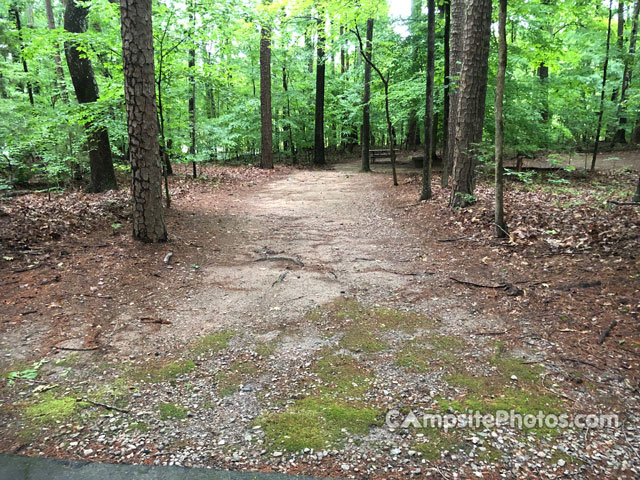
[591,0,614,172]
[10,5,34,106]
[615,0,640,143]
[361,18,374,172]
[64,0,117,193]
[495,0,508,238]
[314,15,326,166]
[44,0,68,105]
[188,2,197,178]
[283,66,296,163]
[441,0,451,187]
[421,0,436,200]
[633,175,640,202]
[449,0,492,207]
[406,0,423,151]
[445,0,465,188]
[259,7,274,169]
[120,0,167,243]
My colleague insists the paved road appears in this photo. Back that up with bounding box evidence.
[0,454,328,480]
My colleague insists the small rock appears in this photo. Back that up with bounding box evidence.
[273,451,283,457]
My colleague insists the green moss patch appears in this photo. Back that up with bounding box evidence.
[25,394,88,425]
[128,359,196,383]
[259,395,382,452]
[396,335,467,372]
[313,352,371,396]
[192,330,235,355]
[339,328,388,353]
[439,353,564,434]
[158,402,188,420]
[412,428,465,461]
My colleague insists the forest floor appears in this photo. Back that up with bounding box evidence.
[0,158,639,479]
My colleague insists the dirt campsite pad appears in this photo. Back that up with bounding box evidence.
[1,162,639,479]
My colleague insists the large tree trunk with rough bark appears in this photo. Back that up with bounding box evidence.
[445,0,465,188]
[495,0,508,237]
[449,0,492,207]
[120,0,167,243]
[441,0,451,187]
[420,0,436,200]
[360,18,374,172]
[64,0,117,193]
[259,7,273,169]
[615,0,640,143]
[314,16,326,166]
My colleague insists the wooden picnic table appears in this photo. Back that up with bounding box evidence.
[370,149,391,164]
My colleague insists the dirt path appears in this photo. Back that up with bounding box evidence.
[1,165,639,479]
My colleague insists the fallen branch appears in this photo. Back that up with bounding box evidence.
[556,280,601,291]
[471,328,513,336]
[607,200,640,206]
[53,345,99,351]
[76,397,129,413]
[598,320,618,345]
[437,237,466,243]
[450,277,523,296]
[163,251,174,265]
[254,256,304,267]
[557,357,602,370]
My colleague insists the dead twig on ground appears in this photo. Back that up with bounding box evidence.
[254,256,304,267]
[557,357,603,370]
[76,397,129,414]
[450,277,523,296]
[272,272,287,287]
[53,345,99,351]
[163,251,173,264]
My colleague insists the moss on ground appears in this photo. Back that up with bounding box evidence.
[312,352,371,396]
[127,359,196,383]
[215,359,258,397]
[412,428,465,461]
[127,421,150,433]
[396,335,467,372]
[339,328,387,353]
[192,330,235,355]
[259,395,382,452]
[438,351,563,434]
[323,297,436,333]
[158,402,188,420]
[25,393,89,425]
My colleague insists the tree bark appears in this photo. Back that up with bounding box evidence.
[10,5,35,106]
[445,0,465,188]
[44,0,68,105]
[259,6,274,169]
[406,0,423,151]
[420,0,436,200]
[360,19,374,172]
[64,0,117,193]
[449,0,492,207]
[188,1,197,178]
[441,0,451,187]
[120,0,167,243]
[634,174,640,202]
[615,0,640,143]
[592,0,614,171]
[495,0,508,238]
[314,15,326,166]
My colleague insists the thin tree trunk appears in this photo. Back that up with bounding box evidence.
[44,0,68,105]
[259,5,273,169]
[189,1,197,178]
[441,0,451,187]
[361,18,374,172]
[615,0,640,143]
[495,0,508,238]
[446,0,465,188]
[406,0,423,151]
[421,0,436,200]
[64,0,117,192]
[120,0,167,242]
[592,0,614,172]
[10,5,35,106]
[282,66,296,163]
[449,0,492,207]
[633,175,640,202]
[314,15,326,165]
